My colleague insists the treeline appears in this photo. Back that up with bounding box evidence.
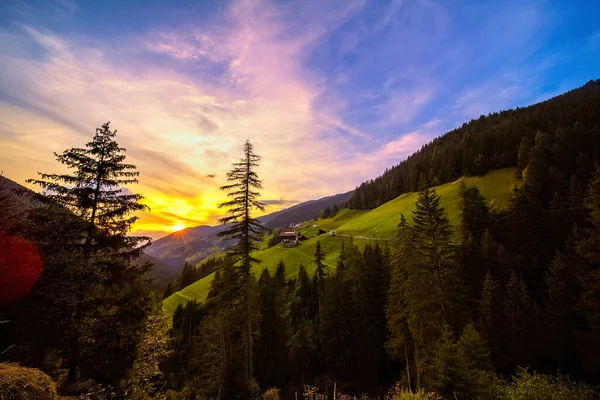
[163,256,225,298]
[318,202,344,219]
[349,79,600,209]
[164,161,600,398]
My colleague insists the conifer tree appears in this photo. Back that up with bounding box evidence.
[27,122,150,383]
[478,272,502,362]
[312,240,326,320]
[320,207,332,219]
[503,272,536,369]
[163,281,174,299]
[197,261,246,398]
[218,139,265,382]
[458,182,490,245]
[320,241,357,383]
[387,214,416,387]
[355,242,390,388]
[256,263,290,390]
[402,185,465,381]
[332,203,340,217]
[291,263,311,329]
[289,264,318,386]
[28,122,149,254]
[314,240,326,278]
[426,324,493,398]
[545,166,600,378]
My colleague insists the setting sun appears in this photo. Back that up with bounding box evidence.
[170,224,186,232]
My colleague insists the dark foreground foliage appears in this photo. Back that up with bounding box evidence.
[166,166,600,399]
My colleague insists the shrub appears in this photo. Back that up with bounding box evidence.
[502,368,598,400]
[0,362,58,400]
[385,383,443,400]
[263,387,282,400]
[303,385,327,400]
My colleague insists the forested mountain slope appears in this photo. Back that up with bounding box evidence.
[349,79,600,209]
[163,168,518,313]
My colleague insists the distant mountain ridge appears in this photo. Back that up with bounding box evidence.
[0,175,178,286]
[145,190,354,269]
[145,224,229,268]
[262,190,353,229]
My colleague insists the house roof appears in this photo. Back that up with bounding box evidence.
[279,231,299,237]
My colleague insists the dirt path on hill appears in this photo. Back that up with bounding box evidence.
[333,233,393,241]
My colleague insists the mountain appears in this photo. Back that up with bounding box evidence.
[262,190,353,229]
[146,191,354,269]
[163,168,518,313]
[0,175,174,285]
[164,79,600,313]
[0,175,40,209]
[0,175,28,192]
[145,224,230,268]
[349,79,600,209]
[136,253,176,285]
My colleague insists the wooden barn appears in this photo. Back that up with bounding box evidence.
[279,230,301,248]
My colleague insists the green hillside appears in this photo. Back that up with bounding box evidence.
[337,168,516,238]
[163,168,518,314]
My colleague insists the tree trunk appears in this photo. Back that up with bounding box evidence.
[246,265,253,381]
[405,344,412,392]
[67,332,80,383]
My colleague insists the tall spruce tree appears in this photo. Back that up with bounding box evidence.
[290,264,318,386]
[312,240,326,321]
[218,139,265,382]
[256,263,290,390]
[320,241,357,384]
[387,214,416,388]
[26,122,150,383]
[355,242,390,389]
[402,185,465,382]
[458,182,491,296]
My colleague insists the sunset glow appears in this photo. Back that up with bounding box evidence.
[1,0,598,240]
[171,224,187,233]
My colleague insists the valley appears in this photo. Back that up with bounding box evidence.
[163,167,518,313]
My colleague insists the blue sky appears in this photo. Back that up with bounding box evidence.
[1,0,599,236]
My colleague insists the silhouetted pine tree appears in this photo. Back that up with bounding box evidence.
[386,214,416,389]
[26,122,150,383]
[311,240,326,321]
[218,139,265,383]
[320,241,357,384]
[256,265,290,390]
[355,242,390,389]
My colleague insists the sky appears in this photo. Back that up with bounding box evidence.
[1,0,599,239]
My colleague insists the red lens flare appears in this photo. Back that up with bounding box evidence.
[0,232,44,307]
